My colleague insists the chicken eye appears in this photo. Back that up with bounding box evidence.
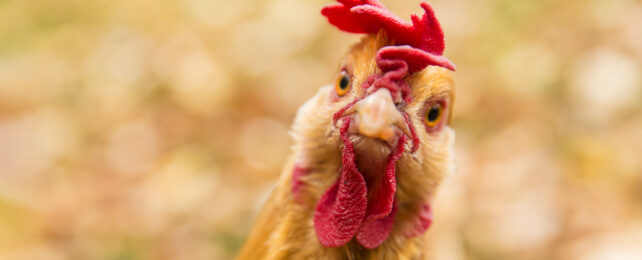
[424,103,444,129]
[334,70,351,96]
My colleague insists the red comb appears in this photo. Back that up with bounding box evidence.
[322,0,455,72]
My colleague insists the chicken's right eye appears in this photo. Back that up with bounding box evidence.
[335,70,351,97]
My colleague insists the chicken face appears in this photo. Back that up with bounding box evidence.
[290,32,455,249]
[236,1,456,257]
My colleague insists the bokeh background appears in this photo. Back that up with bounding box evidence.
[0,0,641,259]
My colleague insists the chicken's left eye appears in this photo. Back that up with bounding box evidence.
[334,70,351,97]
[424,103,444,129]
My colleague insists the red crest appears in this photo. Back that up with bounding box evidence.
[322,0,455,72]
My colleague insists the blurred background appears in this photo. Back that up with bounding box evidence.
[0,0,641,259]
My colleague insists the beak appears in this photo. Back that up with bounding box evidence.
[348,88,411,141]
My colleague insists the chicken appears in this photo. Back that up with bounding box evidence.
[237,0,456,259]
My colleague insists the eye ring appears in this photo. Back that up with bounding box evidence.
[334,70,351,97]
[423,101,446,131]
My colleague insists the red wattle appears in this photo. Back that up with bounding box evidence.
[356,202,398,249]
[313,115,409,248]
[314,118,368,247]
[355,135,407,248]
[362,135,406,223]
